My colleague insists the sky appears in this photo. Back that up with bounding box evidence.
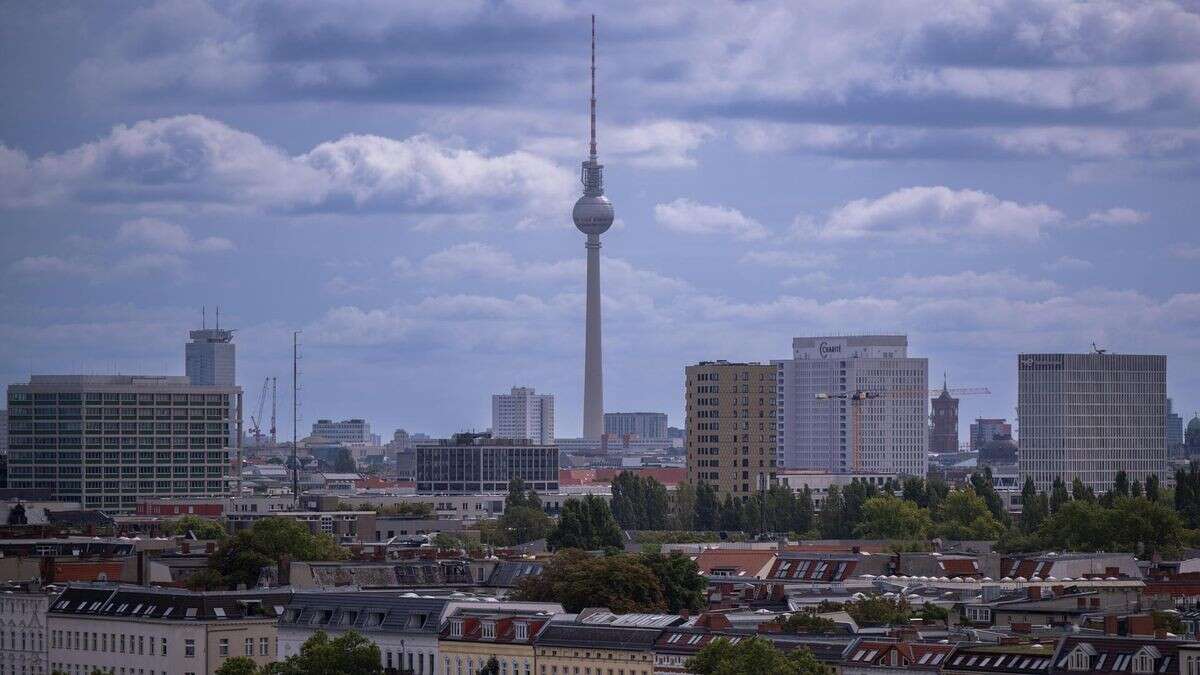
[1,0,1198,441]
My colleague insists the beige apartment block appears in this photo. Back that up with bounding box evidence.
[685,361,777,500]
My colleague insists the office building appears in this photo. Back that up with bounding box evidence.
[775,335,929,476]
[1018,352,1167,493]
[969,418,1012,450]
[604,412,668,440]
[415,433,558,494]
[685,361,777,500]
[310,418,380,446]
[491,387,555,445]
[5,375,239,512]
[0,409,7,454]
[47,584,287,675]
[185,327,235,387]
[1168,398,1184,454]
[930,379,960,453]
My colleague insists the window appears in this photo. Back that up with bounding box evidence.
[219,638,229,657]
[161,638,168,656]
[451,620,463,638]
[185,639,196,657]
[260,637,270,656]
[246,638,254,656]
[515,622,528,640]
[482,621,496,639]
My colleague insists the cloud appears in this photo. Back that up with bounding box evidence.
[1173,245,1200,261]
[882,271,1060,297]
[803,186,1064,242]
[738,251,836,268]
[117,218,234,252]
[1043,256,1093,271]
[1078,207,1150,227]
[654,198,769,240]
[0,115,574,228]
[9,256,94,277]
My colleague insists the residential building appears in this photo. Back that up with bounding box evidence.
[0,582,50,675]
[5,375,239,512]
[604,412,668,441]
[942,641,1058,674]
[930,379,960,453]
[1018,353,1167,493]
[185,328,235,387]
[533,610,674,675]
[492,387,555,445]
[438,607,551,675]
[279,592,561,675]
[776,335,929,476]
[970,418,1013,450]
[310,418,380,446]
[841,640,955,673]
[1168,398,1185,455]
[47,584,288,675]
[1051,635,1189,674]
[685,361,777,500]
[415,433,558,495]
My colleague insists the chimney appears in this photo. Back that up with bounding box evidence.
[205,542,215,554]
[1011,622,1031,634]
[1027,586,1041,600]
[1105,566,1120,578]
[181,542,190,554]
[136,551,145,586]
[1090,598,1100,609]
[1128,614,1154,636]
[1104,615,1118,636]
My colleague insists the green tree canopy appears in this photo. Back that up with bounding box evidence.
[264,630,381,675]
[855,495,931,539]
[610,472,670,530]
[686,636,824,675]
[637,551,707,613]
[211,517,348,589]
[162,514,226,540]
[547,495,623,551]
[511,549,666,613]
[215,657,260,675]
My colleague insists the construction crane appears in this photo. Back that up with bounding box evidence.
[249,377,269,443]
[269,376,277,445]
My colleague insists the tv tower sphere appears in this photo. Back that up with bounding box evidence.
[573,193,614,236]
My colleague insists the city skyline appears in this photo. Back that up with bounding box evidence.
[2,2,1198,439]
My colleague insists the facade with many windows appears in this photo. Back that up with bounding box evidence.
[47,584,286,675]
[5,376,240,513]
[1018,353,1167,493]
[415,434,558,495]
[0,585,50,675]
[685,361,777,500]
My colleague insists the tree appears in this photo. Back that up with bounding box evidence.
[216,657,261,675]
[855,495,931,540]
[1146,474,1161,503]
[818,484,849,538]
[332,447,356,473]
[842,480,878,529]
[185,567,228,591]
[610,472,670,530]
[969,469,1010,526]
[211,517,348,589]
[266,631,381,675]
[476,657,500,675]
[917,602,949,622]
[1131,480,1144,499]
[547,495,623,551]
[501,505,552,545]
[695,482,721,531]
[718,495,744,531]
[1113,470,1130,498]
[1019,478,1048,534]
[1072,476,1095,503]
[161,515,226,540]
[671,483,697,530]
[512,549,666,613]
[638,551,706,613]
[779,611,837,634]
[1049,476,1070,513]
[936,489,1007,540]
[843,595,911,625]
[686,636,824,675]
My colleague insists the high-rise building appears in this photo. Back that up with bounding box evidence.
[686,361,776,500]
[0,409,7,455]
[929,379,960,453]
[1018,352,1167,493]
[492,387,555,445]
[775,335,929,476]
[1167,398,1184,454]
[415,432,559,494]
[5,375,240,511]
[970,418,1013,450]
[310,418,379,446]
[604,412,668,440]
[185,327,235,386]
[573,17,615,441]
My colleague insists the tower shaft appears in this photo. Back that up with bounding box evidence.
[583,234,604,440]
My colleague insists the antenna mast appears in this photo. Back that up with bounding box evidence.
[589,14,597,160]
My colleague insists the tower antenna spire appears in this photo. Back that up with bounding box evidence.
[589,14,597,160]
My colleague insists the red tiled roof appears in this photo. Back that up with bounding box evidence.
[768,554,858,582]
[939,558,980,577]
[846,641,954,670]
[693,550,777,579]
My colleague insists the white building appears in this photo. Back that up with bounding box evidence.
[0,584,50,675]
[776,335,928,476]
[1018,352,1167,493]
[491,387,554,445]
[185,328,235,387]
[310,418,380,446]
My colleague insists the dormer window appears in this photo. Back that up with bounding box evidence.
[482,620,496,639]
[515,622,528,640]
[1132,647,1161,674]
[1068,646,1093,671]
[450,619,463,638]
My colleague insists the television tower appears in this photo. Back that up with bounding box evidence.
[572,15,614,441]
